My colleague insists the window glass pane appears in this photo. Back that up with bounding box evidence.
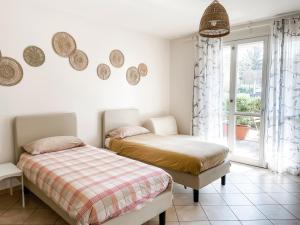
[236,42,263,114]
[235,116,260,160]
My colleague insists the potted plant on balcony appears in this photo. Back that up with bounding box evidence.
[236,116,251,140]
[223,94,260,140]
[235,94,252,140]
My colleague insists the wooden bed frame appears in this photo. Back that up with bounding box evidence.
[102,108,231,202]
[14,112,172,225]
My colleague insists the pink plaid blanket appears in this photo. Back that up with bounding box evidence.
[18,145,172,225]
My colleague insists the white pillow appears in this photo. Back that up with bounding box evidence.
[22,136,85,155]
[144,116,178,135]
[108,126,150,139]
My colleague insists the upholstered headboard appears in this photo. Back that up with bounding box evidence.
[14,113,77,162]
[102,108,140,146]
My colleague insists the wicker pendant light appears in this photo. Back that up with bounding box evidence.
[199,0,230,38]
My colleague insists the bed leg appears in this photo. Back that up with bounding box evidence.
[193,189,199,202]
[221,175,226,185]
[159,211,166,225]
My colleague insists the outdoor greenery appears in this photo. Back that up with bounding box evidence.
[225,93,261,126]
[236,93,261,114]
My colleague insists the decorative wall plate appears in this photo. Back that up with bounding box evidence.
[23,46,45,67]
[0,52,23,86]
[97,63,111,80]
[138,63,148,76]
[52,32,76,57]
[109,49,124,68]
[69,49,88,71]
[126,66,140,86]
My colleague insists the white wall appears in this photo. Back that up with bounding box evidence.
[170,37,194,135]
[0,1,170,164]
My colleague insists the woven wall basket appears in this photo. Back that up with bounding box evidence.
[0,51,23,86]
[126,66,140,86]
[52,32,77,57]
[69,49,88,71]
[109,49,124,68]
[138,63,148,76]
[97,63,111,80]
[23,46,45,67]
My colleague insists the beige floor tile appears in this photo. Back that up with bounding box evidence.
[230,205,266,220]
[180,222,210,225]
[268,193,300,204]
[294,193,300,199]
[241,221,272,225]
[230,163,254,173]
[202,205,237,220]
[228,174,252,184]
[11,194,44,209]
[271,220,300,225]
[0,193,20,210]
[283,204,300,219]
[198,194,226,206]
[248,174,279,184]
[221,194,253,205]
[24,209,59,225]
[0,208,35,224]
[256,183,287,193]
[173,193,198,206]
[199,185,217,194]
[280,183,300,193]
[166,207,179,222]
[210,221,241,225]
[175,205,208,221]
[256,205,296,220]
[245,193,277,205]
[213,184,241,194]
[287,175,300,183]
[248,172,295,184]
[235,184,263,194]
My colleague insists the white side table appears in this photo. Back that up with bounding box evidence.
[0,163,25,208]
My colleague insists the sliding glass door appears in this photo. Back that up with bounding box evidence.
[222,37,268,167]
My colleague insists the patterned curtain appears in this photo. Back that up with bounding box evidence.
[192,35,224,143]
[266,16,300,175]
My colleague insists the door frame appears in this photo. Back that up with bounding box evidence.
[223,36,269,167]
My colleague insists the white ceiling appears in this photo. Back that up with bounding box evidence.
[29,0,300,39]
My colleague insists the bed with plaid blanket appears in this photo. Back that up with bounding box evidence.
[17,145,172,225]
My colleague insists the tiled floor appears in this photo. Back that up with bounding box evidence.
[0,163,299,225]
